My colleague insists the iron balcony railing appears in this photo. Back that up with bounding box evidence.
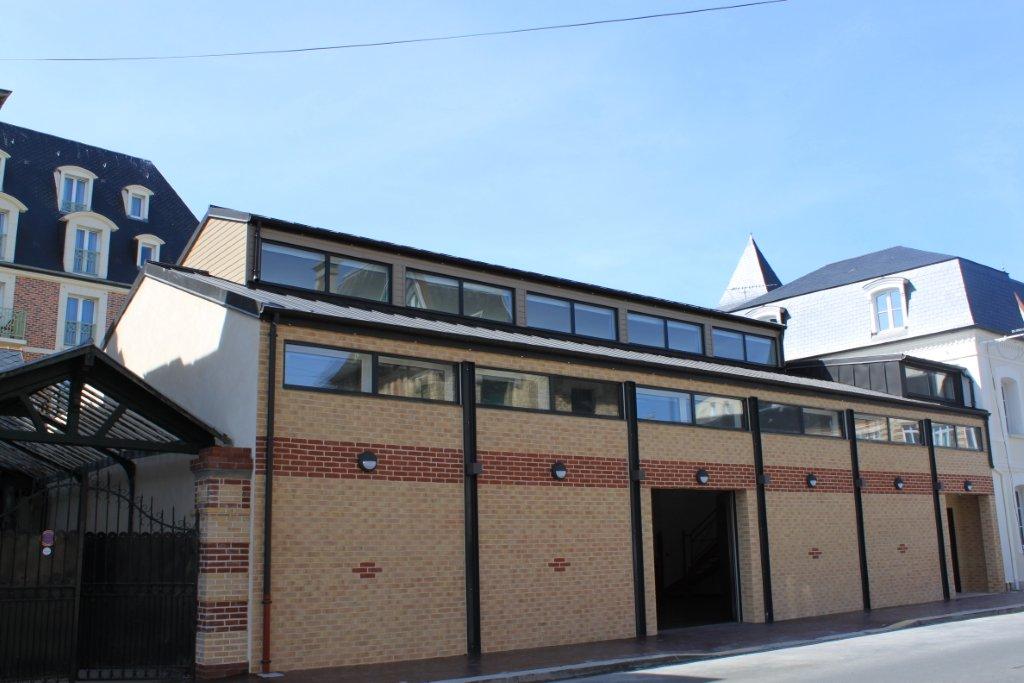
[73,248,99,275]
[60,199,90,213]
[0,308,26,340]
[63,321,95,347]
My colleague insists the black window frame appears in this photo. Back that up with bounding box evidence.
[475,365,623,420]
[901,363,964,406]
[931,422,985,452]
[525,292,619,342]
[635,384,748,431]
[257,238,394,304]
[626,311,705,356]
[710,327,779,366]
[281,341,459,405]
[853,412,926,445]
[405,267,516,325]
[758,401,846,439]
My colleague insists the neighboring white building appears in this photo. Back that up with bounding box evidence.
[724,244,1024,589]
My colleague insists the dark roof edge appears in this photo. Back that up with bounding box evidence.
[0,120,157,164]
[142,264,987,419]
[211,206,784,331]
[788,353,971,374]
[0,261,132,290]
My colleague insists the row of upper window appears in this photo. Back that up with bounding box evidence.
[853,413,983,451]
[260,240,779,366]
[281,342,982,451]
[0,156,154,221]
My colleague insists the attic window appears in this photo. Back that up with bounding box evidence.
[122,185,154,221]
[134,234,165,268]
[55,166,97,213]
[864,277,909,335]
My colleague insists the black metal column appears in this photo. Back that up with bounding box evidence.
[623,381,647,638]
[461,361,482,656]
[845,409,871,611]
[747,396,774,623]
[924,419,951,601]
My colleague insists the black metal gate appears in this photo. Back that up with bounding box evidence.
[0,475,198,682]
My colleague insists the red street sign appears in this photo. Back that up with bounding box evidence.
[40,529,55,547]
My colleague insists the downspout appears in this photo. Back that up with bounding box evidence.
[746,396,774,623]
[924,419,951,601]
[623,381,647,637]
[845,409,871,611]
[261,312,278,672]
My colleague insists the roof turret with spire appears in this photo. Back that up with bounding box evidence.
[718,235,782,309]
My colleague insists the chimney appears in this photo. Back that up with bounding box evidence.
[0,89,11,111]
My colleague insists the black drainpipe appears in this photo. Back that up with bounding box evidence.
[924,419,951,601]
[623,381,647,637]
[460,361,482,656]
[747,396,774,623]
[261,313,278,672]
[845,409,871,611]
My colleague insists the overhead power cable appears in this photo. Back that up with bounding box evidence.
[0,0,787,62]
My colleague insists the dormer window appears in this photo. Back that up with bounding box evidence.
[59,211,118,279]
[0,150,9,190]
[0,192,27,263]
[122,185,154,221]
[134,234,165,267]
[55,166,97,213]
[864,277,909,335]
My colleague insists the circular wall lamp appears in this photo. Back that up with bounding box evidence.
[357,450,379,472]
[696,469,710,486]
[893,476,905,491]
[806,473,818,489]
[551,461,568,481]
[964,480,974,492]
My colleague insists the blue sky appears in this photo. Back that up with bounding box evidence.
[3,1,1021,307]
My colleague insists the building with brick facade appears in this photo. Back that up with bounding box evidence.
[96,207,1004,677]
[724,243,1024,594]
[0,94,197,362]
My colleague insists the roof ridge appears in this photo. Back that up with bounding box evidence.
[0,120,157,165]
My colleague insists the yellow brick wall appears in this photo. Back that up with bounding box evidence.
[862,493,944,608]
[243,322,999,671]
[765,492,863,620]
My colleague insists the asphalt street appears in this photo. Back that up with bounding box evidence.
[572,612,1024,682]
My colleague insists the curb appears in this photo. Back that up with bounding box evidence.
[439,603,1024,682]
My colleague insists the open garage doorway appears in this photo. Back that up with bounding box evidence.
[652,489,738,629]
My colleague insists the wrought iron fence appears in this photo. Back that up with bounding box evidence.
[64,321,96,347]
[60,200,90,214]
[74,248,99,275]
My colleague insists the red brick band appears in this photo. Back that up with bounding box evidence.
[200,542,249,574]
[256,437,463,482]
[938,475,993,494]
[859,471,934,495]
[642,460,756,490]
[197,600,248,633]
[478,451,627,488]
[763,465,854,493]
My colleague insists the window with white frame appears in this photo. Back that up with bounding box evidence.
[873,289,903,332]
[0,150,9,190]
[60,212,117,279]
[122,185,153,221]
[1002,377,1024,436]
[54,166,97,213]
[134,234,164,267]
[0,192,26,262]
[73,228,101,275]
[63,295,97,347]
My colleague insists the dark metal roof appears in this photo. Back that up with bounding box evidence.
[0,346,224,479]
[726,246,956,311]
[959,259,1024,335]
[200,206,783,331]
[138,262,986,417]
[0,122,198,285]
[787,353,970,374]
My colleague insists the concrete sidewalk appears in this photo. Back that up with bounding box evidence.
[240,592,1024,683]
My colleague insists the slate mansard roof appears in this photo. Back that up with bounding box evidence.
[0,122,198,284]
[729,245,1024,335]
[122,262,987,416]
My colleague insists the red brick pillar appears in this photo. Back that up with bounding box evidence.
[192,446,252,679]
